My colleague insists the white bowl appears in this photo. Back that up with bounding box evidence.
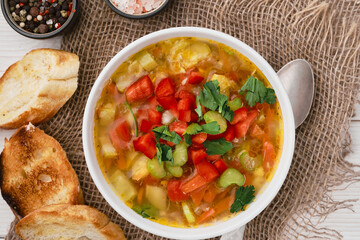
[83,27,295,239]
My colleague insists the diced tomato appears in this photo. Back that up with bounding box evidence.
[234,110,259,138]
[250,124,265,139]
[148,109,162,124]
[180,174,208,194]
[188,71,204,84]
[133,133,157,159]
[111,119,132,142]
[195,161,219,182]
[125,75,154,103]
[206,132,224,140]
[213,159,228,174]
[223,125,235,142]
[231,107,247,125]
[139,119,153,133]
[191,133,207,145]
[178,98,193,111]
[167,180,189,202]
[148,95,159,107]
[263,141,276,171]
[155,77,175,97]
[109,129,124,151]
[207,154,221,162]
[190,149,208,164]
[190,185,207,206]
[176,90,196,105]
[179,110,191,122]
[169,121,188,136]
[191,111,199,122]
[157,96,178,111]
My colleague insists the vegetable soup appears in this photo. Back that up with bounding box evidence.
[94,37,283,227]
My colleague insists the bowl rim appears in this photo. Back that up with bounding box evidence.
[103,0,170,19]
[0,0,78,39]
[83,27,295,239]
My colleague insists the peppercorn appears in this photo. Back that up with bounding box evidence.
[60,10,67,18]
[10,7,15,11]
[49,7,55,14]
[20,9,27,16]
[19,22,25,28]
[33,27,39,33]
[15,0,20,3]
[58,16,66,25]
[55,5,61,11]
[56,11,61,18]
[29,6,39,17]
[61,2,68,10]
[20,0,28,3]
[38,23,48,33]
[15,8,20,15]
[9,0,16,7]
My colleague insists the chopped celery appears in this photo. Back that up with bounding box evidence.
[98,103,115,126]
[240,152,263,171]
[109,170,137,202]
[136,51,158,71]
[181,202,195,223]
[145,185,167,210]
[227,98,243,111]
[147,157,166,178]
[132,203,158,219]
[218,168,245,188]
[169,142,188,167]
[210,74,237,97]
[131,155,149,181]
[204,111,227,133]
[165,163,183,177]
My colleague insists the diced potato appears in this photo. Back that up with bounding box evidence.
[145,185,167,210]
[168,39,191,73]
[182,202,195,223]
[126,150,141,167]
[110,170,137,202]
[98,103,115,126]
[131,155,149,181]
[101,143,117,159]
[136,51,158,71]
[112,61,145,92]
[182,42,211,69]
[253,166,265,177]
[210,74,237,97]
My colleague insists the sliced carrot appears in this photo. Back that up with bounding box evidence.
[197,208,216,224]
[190,185,207,206]
[216,187,230,201]
[104,158,113,170]
[180,174,208,194]
[143,175,160,185]
[244,172,253,186]
[203,184,218,203]
[137,186,145,204]
[214,195,235,216]
[115,152,127,170]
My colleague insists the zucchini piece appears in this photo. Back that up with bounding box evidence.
[182,202,196,224]
[218,168,245,188]
[147,157,166,178]
[240,152,263,171]
[137,51,158,71]
[210,74,237,97]
[227,98,243,111]
[165,163,183,177]
[204,111,227,133]
[170,142,188,167]
[131,155,149,181]
[145,185,167,210]
[98,103,115,126]
[109,170,137,202]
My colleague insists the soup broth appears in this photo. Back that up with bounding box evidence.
[94,37,283,227]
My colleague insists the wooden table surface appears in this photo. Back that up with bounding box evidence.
[1,9,359,240]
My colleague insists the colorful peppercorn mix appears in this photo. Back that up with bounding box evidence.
[8,0,73,34]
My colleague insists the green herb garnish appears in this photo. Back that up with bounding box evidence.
[203,138,233,155]
[125,102,138,137]
[230,185,255,213]
[156,105,165,112]
[152,125,182,144]
[195,96,203,121]
[184,134,192,146]
[156,143,174,164]
[240,76,276,107]
[184,122,220,136]
[199,80,234,122]
[132,204,158,219]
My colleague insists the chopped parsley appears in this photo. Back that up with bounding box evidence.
[152,125,182,144]
[156,143,173,164]
[203,138,233,155]
[156,105,165,112]
[195,96,203,121]
[240,76,276,107]
[230,185,256,213]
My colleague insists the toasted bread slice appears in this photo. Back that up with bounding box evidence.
[0,48,79,129]
[0,124,83,218]
[16,204,126,240]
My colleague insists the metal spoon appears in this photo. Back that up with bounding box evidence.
[277,59,314,128]
[220,59,314,240]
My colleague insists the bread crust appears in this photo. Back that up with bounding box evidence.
[16,204,126,240]
[0,124,84,218]
[0,48,79,129]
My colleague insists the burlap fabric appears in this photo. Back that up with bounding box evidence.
[6,0,360,239]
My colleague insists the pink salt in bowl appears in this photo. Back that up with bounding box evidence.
[104,0,170,19]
